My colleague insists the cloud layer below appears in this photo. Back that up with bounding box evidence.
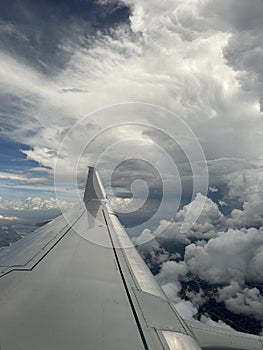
[134,191,263,332]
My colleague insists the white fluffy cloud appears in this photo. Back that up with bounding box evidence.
[222,287,263,320]
[0,197,74,211]
[157,260,188,286]
[133,229,172,271]
[0,171,46,184]
[135,190,263,329]
[134,193,226,244]
[176,193,226,238]
[0,214,18,220]
[216,281,263,319]
[224,167,263,228]
[200,315,234,330]
[159,273,198,321]
[185,228,263,285]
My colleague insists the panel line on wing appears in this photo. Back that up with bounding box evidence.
[102,209,150,350]
[0,210,86,278]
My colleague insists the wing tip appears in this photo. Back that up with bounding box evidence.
[83,166,106,202]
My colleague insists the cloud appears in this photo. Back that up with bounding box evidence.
[0,171,46,184]
[125,0,263,111]
[200,315,234,330]
[217,281,242,302]
[223,287,263,320]
[218,200,227,207]
[157,260,188,286]
[135,191,263,330]
[229,198,263,229]
[109,197,133,212]
[133,193,227,243]
[0,0,262,188]
[176,193,226,236]
[215,281,263,320]
[209,186,218,193]
[21,147,57,169]
[156,220,192,244]
[0,197,74,211]
[213,0,263,112]
[185,228,263,285]
[133,229,172,272]
[175,300,198,320]
[0,0,131,74]
[0,214,18,220]
[223,167,263,228]
[57,88,89,94]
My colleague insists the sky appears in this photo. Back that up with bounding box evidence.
[0,0,263,334]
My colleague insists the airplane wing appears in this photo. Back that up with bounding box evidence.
[186,320,263,350]
[0,166,262,350]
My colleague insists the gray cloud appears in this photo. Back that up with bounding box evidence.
[0,0,130,75]
[58,88,89,94]
[202,0,263,111]
[135,190,263,331]
[185,228,263,285]
[219,285,263,320]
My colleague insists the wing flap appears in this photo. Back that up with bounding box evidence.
[134,289,188,332]
[186,320,263,350]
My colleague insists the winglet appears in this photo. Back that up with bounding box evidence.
[83,166,106,202]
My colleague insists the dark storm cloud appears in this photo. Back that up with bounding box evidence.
[202,0,263,111]
[0,0,130,75]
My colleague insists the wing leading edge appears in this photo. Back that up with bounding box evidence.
[0,167,262,350]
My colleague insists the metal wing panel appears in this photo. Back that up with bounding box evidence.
[0,202,147,350]
[0,204,85,275]
[104,210,193,335]
[186,320,263,350]
[105,210,165,298]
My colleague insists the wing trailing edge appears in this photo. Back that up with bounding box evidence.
[186,320,263,350]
